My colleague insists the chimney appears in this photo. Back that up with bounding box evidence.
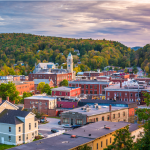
[6,96,9,102]
[0,97,2,104]
[109,104,111,111]
[120,80,122,88]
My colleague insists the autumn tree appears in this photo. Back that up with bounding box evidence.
[104,126,134,150]
[60,79,68,86]
[37,82,45,94]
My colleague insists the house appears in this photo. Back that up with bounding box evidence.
[33,79,54,94]
[9,121,143,150]
[0,109,38,145]
[51,87,81,98]
[0,97,19,113]
[61,104,129,125]
[24,96,57,116]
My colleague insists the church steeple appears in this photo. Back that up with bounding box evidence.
[67,52,73,78]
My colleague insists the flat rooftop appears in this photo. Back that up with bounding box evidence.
[69,80,110,84]
[24,96,55,101]
[62,104,127,116]
[0,81,33,85]
[65,121,129,139]
[9,134,92,150]
[52,86,80,92]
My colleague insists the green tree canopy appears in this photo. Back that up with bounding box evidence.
[60,79,68,86]
[37,82,45,94]
[0,82,20,103]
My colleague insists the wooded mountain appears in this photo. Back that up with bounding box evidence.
[0,33,132,73]
[131,47,142,51]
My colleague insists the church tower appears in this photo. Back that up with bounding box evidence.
[67,52,73,77]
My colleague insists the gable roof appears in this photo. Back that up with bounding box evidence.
[0,100,19,110]
[0,109,31,124]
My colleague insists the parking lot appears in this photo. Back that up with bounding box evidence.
[38,118,72,138]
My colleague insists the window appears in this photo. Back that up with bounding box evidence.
[117,92,119,96]
[96,118,98,122]
[60,92,62,95]
[29,123,31,130]
[81,90,84,94]
[86,90,88,94]
[66,92,68,96]
[107,115,110,121]
[113,114,115,119]
[9,136,11,142]
[81,85,84,89]
[102,85,106,89]
[30,101,31,104]
[35,123,37,128]
[101,141,103,148]
[102,116,104,121]
[86,85,88,89]
[94,85,97,89]
[97,143,98,150]
[120,92,121,96]
[94,91,97,94]
[102,91,105,95]
[125,98,128,101]
[90,85,93,89]
[54,91,56,95]
[76,119,82,125]
[131,93,133,97]
[106,139,108,146]
[118,113,120,118]
[19,127,21,132]
[125,93,127,96]
[123,112,125,116]
[19,136,21,141]
[108,92,110,96]
[63,118,69,123]
[9,127,11,132]
[90,91,93,94]
[32,133,34,138]
[72,84,75,87]
[110,137,111,143]
[45,102,47,106]
[35,131,37,136]
[26,134,28,140]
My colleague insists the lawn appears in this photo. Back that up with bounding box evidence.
[47,116,60,119]
[0,144,15,150]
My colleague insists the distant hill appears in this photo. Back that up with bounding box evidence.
[131,46,142,51]
[0,33,131,71]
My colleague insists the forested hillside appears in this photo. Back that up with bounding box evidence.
[0,33,131,75]
[133,44,150,73]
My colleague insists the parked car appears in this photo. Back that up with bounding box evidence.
[72,125,81,129]
[38,132,44,138]
[51,129,59,133]
[62,124,72,128]
[58,121,61,125]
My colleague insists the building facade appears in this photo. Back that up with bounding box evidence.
[51,87,81,98]
[0,109,38,145]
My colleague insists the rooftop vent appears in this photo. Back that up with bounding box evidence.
[71,135,77,138]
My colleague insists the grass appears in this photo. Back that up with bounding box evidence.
[47,116,60,119]
[0,144,16,150]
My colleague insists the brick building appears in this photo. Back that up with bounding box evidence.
[69,79,112,99]
[61,104,129,125]
[51,87,81,98]
[105,79,150,103]
[24,96,57,116]
[33,79,54,94]
[29,72,72,87]
[20,75,28,81]
[15,81,35,95]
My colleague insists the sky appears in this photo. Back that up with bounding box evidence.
[0,1,150,47]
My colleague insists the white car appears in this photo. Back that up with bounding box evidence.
[62,124,72,128]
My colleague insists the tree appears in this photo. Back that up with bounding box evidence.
[37,82,45,94]
[133,92,150,149]
[124,68,128,73]
[60,79,68,86]
[0,82,20,103]
[145,65,149,73]
[78,144,92,150]
[22,92,33,103]
[104,126,134,150]
[132,66,138,74]
[43,83,51,94]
